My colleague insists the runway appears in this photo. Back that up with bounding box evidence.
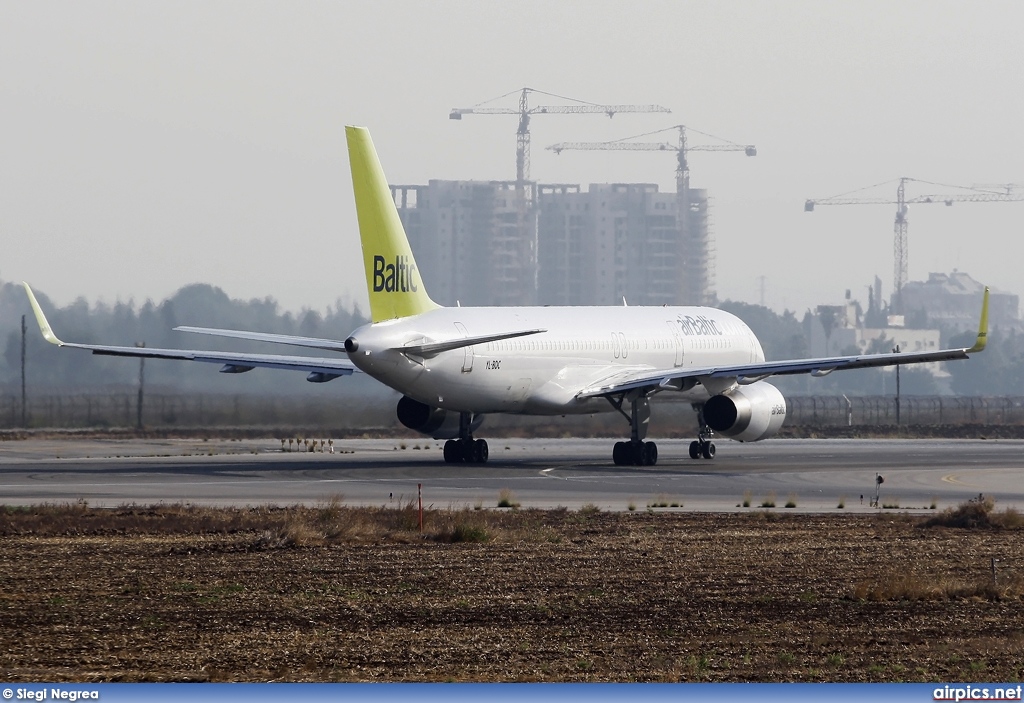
[1,437,1023,511]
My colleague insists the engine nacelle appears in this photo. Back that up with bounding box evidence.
[396,396,484,439]
[703,381,787,442]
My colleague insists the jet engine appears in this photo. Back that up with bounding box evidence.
[703,381,787,442]
[396,396,483,439]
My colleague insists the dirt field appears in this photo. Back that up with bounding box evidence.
[1,502,1022,682]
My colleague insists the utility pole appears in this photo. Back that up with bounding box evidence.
[136,342,145,430]
[893,344,901,426]
[21,314,27,427]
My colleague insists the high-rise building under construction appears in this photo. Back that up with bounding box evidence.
[392,180,710,308]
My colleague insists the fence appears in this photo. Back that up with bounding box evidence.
[0,391,395,431]
[785,396,1024,426]
[3,392,1024,432]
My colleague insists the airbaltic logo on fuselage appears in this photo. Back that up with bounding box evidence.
[677,314,723,336]
[372,255,419,293]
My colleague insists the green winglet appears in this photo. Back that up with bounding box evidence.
[966,286,990,353]
[21,282,64,346]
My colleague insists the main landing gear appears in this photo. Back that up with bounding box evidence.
[608,392,658,466]
[688,403,716,460]
[612,440,658,466]
[442,412,489,464]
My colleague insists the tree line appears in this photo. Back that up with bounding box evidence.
[0,279,371,396]
[2,279,1020,398]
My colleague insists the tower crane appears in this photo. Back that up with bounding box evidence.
[547,125,757,305]
[805,178,1023,313]
[450,87,671,183]
[449,88,669,306]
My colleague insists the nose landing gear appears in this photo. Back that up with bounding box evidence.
[688,438,715,460]
[688,403,716,460]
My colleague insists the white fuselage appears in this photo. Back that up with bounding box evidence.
[347,305,765,415]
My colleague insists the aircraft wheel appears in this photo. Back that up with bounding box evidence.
[443,439,460,463]
[474,438,489,464]
[630,442,646,466]
[643,441,658,466]
[702,441,716,460]
[689,440,701,460]
[460,439,476,463]
[612,441,626,465]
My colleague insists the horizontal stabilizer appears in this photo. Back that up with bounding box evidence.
[394,329,547,358]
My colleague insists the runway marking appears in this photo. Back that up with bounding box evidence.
[942,473,978,487]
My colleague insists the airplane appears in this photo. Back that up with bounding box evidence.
[23,126,990,466]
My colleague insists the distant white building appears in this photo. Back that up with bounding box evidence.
[901,271,1018,335]
[808,300,944,375]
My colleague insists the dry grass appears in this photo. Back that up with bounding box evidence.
[0,499,558,545]
[497,488,521,509]
[922,497,1024,530]
[4,508,1024,682]
[850,571,1024,602]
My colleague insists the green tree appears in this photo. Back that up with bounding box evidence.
[718,301,806,360]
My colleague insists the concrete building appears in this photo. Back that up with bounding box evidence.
[536,183,709,306]
[901,271,1019,336]
[391,181,537,307]
[393,179,711,308]
[808,300,944,374]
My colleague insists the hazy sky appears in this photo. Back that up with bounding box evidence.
[3,1,1023,318]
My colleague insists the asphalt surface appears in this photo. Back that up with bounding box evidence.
[2,436,1023,511]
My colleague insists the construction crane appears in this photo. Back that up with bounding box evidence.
[547,125,757,305]
[449,88,670,306]
[450,87,671,183]
[805,178,1023,313]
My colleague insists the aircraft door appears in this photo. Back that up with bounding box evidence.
[454,322,473,372]
[666,321,684,367]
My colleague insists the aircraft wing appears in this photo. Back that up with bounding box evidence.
[175,326,350,353]
[578,288,989,399]
[23,283,356,382]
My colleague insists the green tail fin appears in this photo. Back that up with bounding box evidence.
[967,286,990,353]
[346,126,439,323]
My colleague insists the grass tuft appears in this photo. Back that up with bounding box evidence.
[448,523,490,543]
[497,488,520,509]
[922,496,1024,530]
[849,569,1024,602]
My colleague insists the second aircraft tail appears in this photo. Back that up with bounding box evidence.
[346,126,439,323]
